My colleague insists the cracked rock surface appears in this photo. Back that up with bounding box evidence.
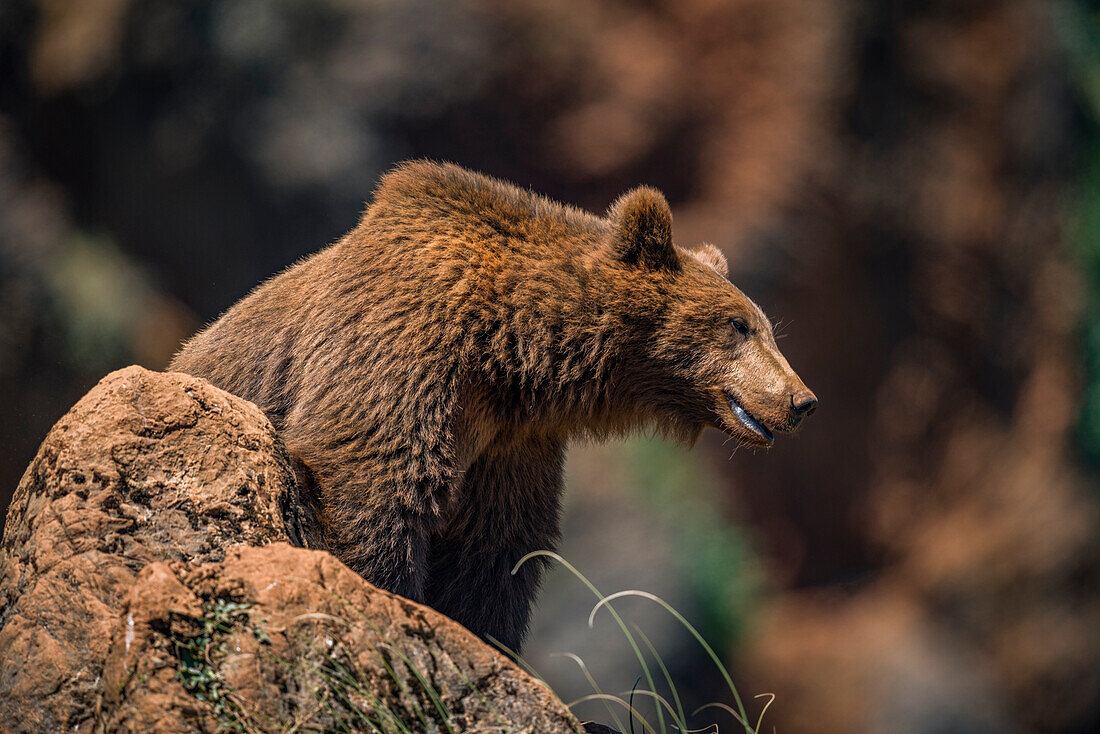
[0,366,578,733]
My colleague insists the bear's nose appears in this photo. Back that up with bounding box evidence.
[791,390,818,417]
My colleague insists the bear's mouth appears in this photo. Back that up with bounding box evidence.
[726,393,774,445]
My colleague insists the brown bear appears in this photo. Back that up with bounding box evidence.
[171,160,816,652]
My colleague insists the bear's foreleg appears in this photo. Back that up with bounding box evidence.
[331,490,437,603]
[425,436,565,652]
[292,437,454,605]
[281,368,463,602]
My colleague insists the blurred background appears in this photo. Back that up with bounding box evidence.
[1,1,1098,732]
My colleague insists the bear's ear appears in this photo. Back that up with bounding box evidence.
[608,186,679,271]
[686,243,729,278]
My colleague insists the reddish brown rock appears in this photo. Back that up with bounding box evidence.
[100,543,580,733]
[1,366,308,732]
[0,366,579,733]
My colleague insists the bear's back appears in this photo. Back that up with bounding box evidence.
[355,161,608,266]
[171,161,609,423]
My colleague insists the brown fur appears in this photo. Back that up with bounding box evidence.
[170,161,815,650]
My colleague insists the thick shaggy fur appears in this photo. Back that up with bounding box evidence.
[171,161,815,651]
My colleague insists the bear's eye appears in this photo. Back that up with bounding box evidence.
[731,318,751,337]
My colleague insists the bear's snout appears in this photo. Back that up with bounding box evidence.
[788,389,818,427]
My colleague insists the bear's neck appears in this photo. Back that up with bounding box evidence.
[470,256,654,439]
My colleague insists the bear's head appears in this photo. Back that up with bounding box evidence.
[606,187,817,447]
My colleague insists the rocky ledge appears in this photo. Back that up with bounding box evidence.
[0,366,581,733]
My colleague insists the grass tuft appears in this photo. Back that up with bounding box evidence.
[516,551,774,734]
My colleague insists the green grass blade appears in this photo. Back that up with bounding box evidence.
[566,694,659,734]
[591,591,751,732]
[633,624,687,730]
[550,652,628,734]
[513,551,667,734]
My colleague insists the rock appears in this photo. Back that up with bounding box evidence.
[99,544,580,733]
[0,366,580,733]
[0,366,307,732]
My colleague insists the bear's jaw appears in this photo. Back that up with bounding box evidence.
[727,393,774,445]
